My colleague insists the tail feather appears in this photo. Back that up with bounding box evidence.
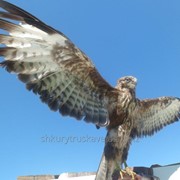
[96,153,117,180]
[95,153,108,180]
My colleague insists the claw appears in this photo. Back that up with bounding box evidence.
[124,167,136,179]
[119,170,124,179]
[112,161,138,180]
[119,165,137,179]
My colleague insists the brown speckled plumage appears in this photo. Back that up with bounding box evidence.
[0,1,180,180]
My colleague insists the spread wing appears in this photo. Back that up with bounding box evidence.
[0,1,118,127]
[131,97,180,137]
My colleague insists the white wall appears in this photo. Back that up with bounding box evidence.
[153,164,180,180]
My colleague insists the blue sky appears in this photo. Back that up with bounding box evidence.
[0,0,180,179]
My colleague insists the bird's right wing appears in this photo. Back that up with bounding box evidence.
[131,97,180,137]
[0,1,118,127]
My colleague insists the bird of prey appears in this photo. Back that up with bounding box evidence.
[0,1,180,180]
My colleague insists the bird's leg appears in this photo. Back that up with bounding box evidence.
[118,164,124,179]
[112,161,137,179]
[112,162,121,179]
[118,163,127,179]
[123,161,137,179]
[112,162,125,179]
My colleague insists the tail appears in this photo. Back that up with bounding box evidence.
[95,153,108,180]
[95,152,117,180]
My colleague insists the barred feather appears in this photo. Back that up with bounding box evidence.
[131,97,180,137]
[1,2,180,180]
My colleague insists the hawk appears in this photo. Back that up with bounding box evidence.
[0,1,180,180]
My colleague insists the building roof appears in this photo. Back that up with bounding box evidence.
[17,163,180,180]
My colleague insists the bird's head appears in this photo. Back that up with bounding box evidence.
[116,76,137,90]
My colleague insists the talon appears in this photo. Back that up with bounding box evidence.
[125,167,136,179]
[113,162,137,180]
[122,161,137,179]
[119,169,127,179]
[119,170,124,179]
[118,167,137,180]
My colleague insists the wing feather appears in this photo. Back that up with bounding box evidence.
[0,1,117,127]
[0,1,61,35]
[131,97,180,137]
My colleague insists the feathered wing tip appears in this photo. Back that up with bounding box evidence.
[95,153,108,180]
[0,0,61,35]
[131,97,180,137]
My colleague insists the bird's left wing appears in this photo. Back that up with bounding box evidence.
[0,1,118,127]
[130,97,180,137]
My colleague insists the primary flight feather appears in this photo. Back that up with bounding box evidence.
[0,1,180,179]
